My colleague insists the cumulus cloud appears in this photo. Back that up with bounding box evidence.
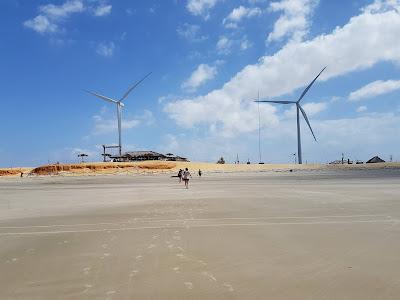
[165,0,400,137]
[223,6,262,28]
[216,36,233,54]
[267,0,318,42]
[349,79,400,101]
[182,64,217,91]
[96,41,115,57]
[177,23,207,41]
[93,4,112,16]
[240,37,253,50]
[161,112,400,163]
[186,0,220,19]
[284,101,328,117]
[356,105,368,112]
[92,109,154,135]
[24,0,111,34]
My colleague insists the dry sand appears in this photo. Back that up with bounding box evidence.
[1,161,400,177]
[1,169,400,299]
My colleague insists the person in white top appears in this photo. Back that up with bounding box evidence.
[182,168,192,189]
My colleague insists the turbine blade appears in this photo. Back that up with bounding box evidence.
[297,66,327,103]
[85,90,118,104]
[120,72,152,102]
[255,100,295,104]
[298,104,317,141]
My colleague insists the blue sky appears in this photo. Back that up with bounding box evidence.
[1,0,400,167]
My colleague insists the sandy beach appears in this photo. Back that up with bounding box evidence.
[1,168,400,299]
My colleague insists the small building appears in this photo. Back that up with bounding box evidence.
[110,151,189,162]
[366,156,385,163]
[164,153,189,162]
[123,151,166,161]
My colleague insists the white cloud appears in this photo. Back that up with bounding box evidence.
[240,38,252,50]
[223,6,262,28]
[92,110,154,135]
[165,0,400,137]
[216,36,233,54]
[356,105,368,112]
[93,4,112,16]
[284,101,328,117]
[24,0,111,34]
[24,15,58,34]
[186,0,219,19]
[182,64,217,91]
[161,112,400,163]
[177,23,207,41]
[267,0,318,43]
[96,42,115,57]
[39,0,84,18]
[24,0,84,34]
[349,79,400,101]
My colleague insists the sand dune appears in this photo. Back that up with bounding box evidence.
[0,161,399,177]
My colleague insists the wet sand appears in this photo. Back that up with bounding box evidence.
[1,169,400,299]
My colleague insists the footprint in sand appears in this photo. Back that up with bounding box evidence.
[173,266,180,273]
[129,270,139,277]
[223,283,234,292]
[173,236,181,241]
[136,255,143,261]
[197,259,207,266]
[102,244,108,249]
[202,271,217,282]
[82,284,92,293]
[83,267,91,275]
[147,244,156,249]
[184,282,193,290]
[152,235,159,240]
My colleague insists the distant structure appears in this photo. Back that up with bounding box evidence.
[85,72,152,157]
[217,157,225,164]
[102,145,120,162]
[256,67,326,164]
[110,151,188,162]
[366,156,385,163]
[77,153,88,163]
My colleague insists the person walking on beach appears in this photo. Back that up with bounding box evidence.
[178,169,183,183]
[198,169,202,177]
[182,168,192,189]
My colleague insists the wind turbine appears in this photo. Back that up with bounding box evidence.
[85,72,151,157]
[256,67,326,164]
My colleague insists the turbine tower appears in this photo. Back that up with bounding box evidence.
[85,72,151,157]
[256,67,326,164]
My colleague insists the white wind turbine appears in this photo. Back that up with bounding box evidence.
[256,67,326,164]
[85,72,151,157]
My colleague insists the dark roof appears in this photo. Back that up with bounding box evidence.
[124,151,166,158]
[366,156,385,163]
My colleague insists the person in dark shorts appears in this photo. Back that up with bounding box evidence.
[198,169,202,177]
[178,169,183,182]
